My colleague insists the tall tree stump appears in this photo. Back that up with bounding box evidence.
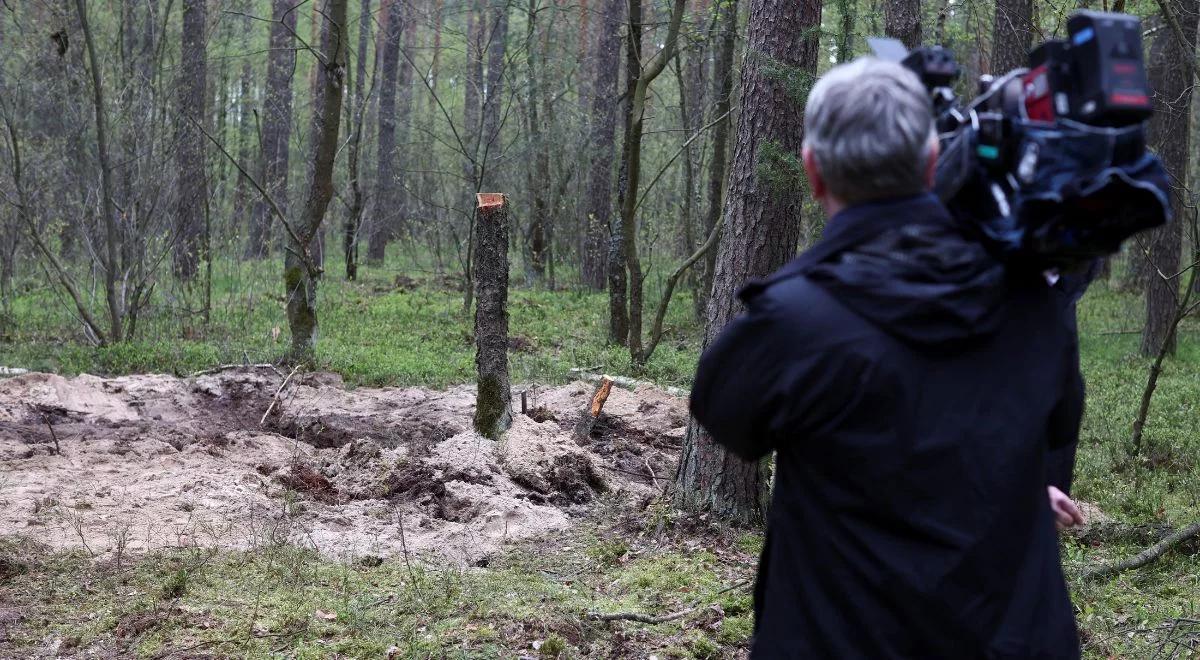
[473,193,513,439]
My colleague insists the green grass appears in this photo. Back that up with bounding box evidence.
[0,253,701,389]
[0,506,758,659]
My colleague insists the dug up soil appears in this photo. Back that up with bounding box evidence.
[0,368,687,565]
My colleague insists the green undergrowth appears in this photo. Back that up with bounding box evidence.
[0,254,700,389]
[0,504,759,659]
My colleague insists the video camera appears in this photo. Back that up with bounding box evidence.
[870,10,1171,269]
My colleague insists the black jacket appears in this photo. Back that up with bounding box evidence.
[691,194,1083,659]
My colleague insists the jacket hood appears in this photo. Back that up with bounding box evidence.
[743,194,1008,345]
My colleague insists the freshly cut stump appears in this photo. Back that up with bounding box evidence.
[473,193,513,439]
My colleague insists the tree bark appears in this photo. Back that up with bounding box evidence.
[461,0,487,311]
[249,0,297,258]
[1141,7,1197,357]
[345,0,373,281]
[674,0,821,525]
[369,0,404,263]
[837,0,857,60]
[74,0,126,343]
[885,0,921,49]
[464,0,485,187]
[174,0,209,290]
[473,193,514,439]
[619,0,689,360]
[992,0,1033,72]
[608,0,642,345]
[581,0,624,290]
[232,7,256,237]
[480,2,510,190]
[697,0,738,320]
[525,0,551,283]
[287,0,348,362]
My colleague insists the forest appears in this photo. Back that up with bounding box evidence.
[0,0,1198,657]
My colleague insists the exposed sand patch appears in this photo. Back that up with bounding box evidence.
[0,369,686,565]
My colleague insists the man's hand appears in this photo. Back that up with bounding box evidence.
[1048,486,1084,530]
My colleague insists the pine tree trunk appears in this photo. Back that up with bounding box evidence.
[174,0,208,283]
[249,0,297,259]
[480,3,510,190]
[884,0,922,49]
[674,0,821,525]
[461,0,487,311]
[464,0,485,187]
[1141,8,1196,357]
[608,0,642,346]
[697,0,738,321]
[837,0,857,60]
[473,194,513,439]
[345,0,372,281]
[369,0,403,263]
[581,0,624,290]
[992,0,1033,72]
[525,0,550,283]
[287,0,348,362]
[232,8,255,238]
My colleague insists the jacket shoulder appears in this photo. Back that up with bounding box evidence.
[746,272,878,342]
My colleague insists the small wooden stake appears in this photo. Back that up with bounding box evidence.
[573,376,613,441]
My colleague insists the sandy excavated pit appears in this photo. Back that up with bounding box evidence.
[0,369,687,565]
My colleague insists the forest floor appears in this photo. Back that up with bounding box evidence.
[0,367,758,658]
[1,263,1199,658]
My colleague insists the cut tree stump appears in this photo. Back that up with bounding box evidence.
[573,376,614,441]
[473,193,513,439]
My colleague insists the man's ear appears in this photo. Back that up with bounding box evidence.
[802,146,824,200]
[923,137,939,189]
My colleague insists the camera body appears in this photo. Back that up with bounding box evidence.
[871,11,1170,269]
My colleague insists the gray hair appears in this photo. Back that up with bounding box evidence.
[803,57,936,206]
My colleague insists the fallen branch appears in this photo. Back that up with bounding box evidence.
[586,579,751,624]
[1069,521,1176,547]
[260,365,302,426]
[1082,520,1200,580]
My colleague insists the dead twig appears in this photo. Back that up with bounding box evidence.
[40,413,61,455]
[392,503,426,604]
[586,579,752,624]
[260,365,302,426]
[1083,520,1200,580]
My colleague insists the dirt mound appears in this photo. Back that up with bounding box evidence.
[0,369,687,565]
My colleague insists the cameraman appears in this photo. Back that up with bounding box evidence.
[691,57,1083,658]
